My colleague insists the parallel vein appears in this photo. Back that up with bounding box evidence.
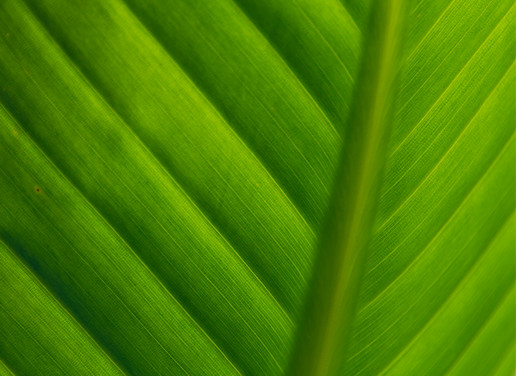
[0,104,240,375]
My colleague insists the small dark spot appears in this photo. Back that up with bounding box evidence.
[35,187,41,193]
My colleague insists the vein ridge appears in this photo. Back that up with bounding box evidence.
[118,0,317,232]
[0,238,129,376]
[20,0,292,323]
[377,210,515,374]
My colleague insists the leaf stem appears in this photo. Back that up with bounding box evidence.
[287,1,409,375]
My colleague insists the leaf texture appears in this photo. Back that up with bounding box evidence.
[0,0,514,375]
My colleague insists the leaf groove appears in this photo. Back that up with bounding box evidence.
[19,0,302,316]
[389,3,514,157]
[362,126,515,313]
[377,210,515,374]
[368,61,515,284]
[0,104,238,376]
[0,238,129,376]
[443,282,516,375]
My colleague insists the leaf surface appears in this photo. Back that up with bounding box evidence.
[0,0,514,375]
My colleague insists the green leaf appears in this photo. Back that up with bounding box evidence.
[0,0,514,375]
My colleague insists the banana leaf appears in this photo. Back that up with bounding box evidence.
[0,0,514,375]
